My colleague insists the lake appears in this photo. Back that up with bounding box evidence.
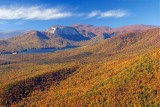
[18,47,78,54]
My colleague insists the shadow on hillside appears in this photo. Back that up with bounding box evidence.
[1,66,79,106]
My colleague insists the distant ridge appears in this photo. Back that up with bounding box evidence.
[0,24,158,54]
[0,30,27,39]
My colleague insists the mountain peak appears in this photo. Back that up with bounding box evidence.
[47,26,80,36]
[46,25,89,41]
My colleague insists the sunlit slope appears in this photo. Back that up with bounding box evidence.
[0,28,159,107]
[90,28,160,53]
[10,49,160,107]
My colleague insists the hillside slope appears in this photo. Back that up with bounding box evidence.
[8,49,159,107]
[0,28,160,107]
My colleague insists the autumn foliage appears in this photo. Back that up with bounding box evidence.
[0,28,159,107]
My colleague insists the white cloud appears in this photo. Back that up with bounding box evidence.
[100,10,129,18]
[87,10,101,18]
[0,5,130,20]
[0,6,72,20]
[87,9,129,19]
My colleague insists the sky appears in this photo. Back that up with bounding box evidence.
[0,0,159,30]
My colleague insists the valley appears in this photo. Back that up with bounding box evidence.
[0,27,159,107]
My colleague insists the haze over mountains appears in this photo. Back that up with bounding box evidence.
[0,30,27,39]
[0,24,158,54]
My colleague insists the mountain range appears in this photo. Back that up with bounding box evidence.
[0,24,160,107]
[0,24,158,54]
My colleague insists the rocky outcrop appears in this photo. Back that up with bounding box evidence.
[48,26,80,35]
[47,26,89,41]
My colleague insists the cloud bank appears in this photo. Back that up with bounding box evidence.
[0,5,129,20]
[87,10,129,19]
[0,6,72,20]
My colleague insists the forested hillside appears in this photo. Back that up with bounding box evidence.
[0,28,159,107]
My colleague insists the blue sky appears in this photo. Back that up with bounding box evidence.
[0,0,159,30]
